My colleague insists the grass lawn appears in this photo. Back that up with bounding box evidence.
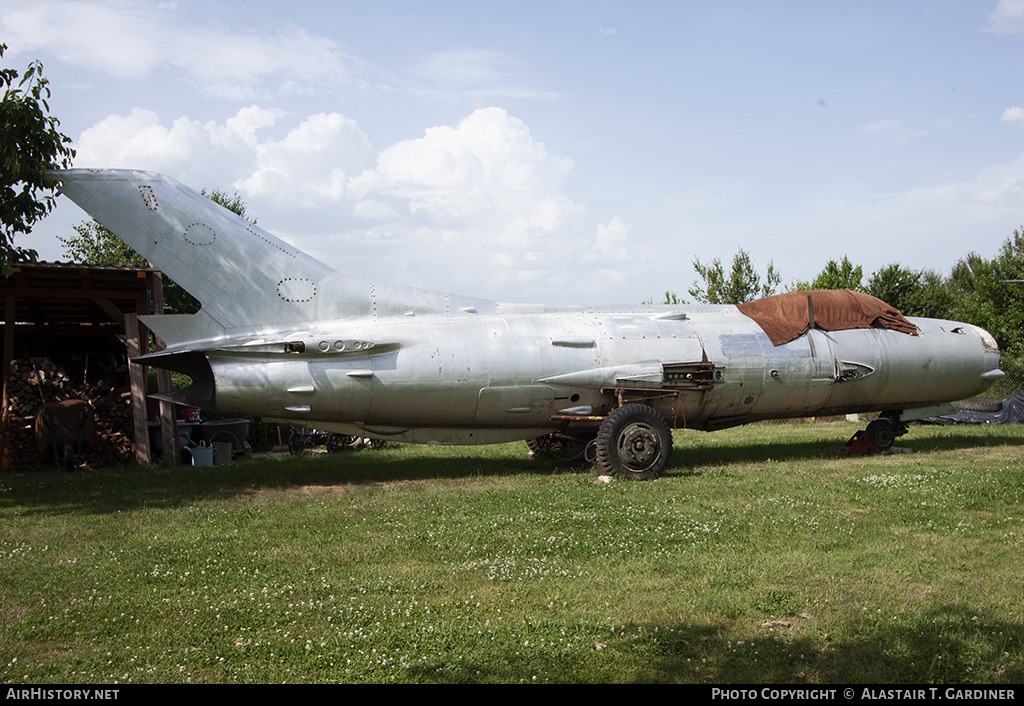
[2,420,1022,683]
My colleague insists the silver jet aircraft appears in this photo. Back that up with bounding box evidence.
[52,169,1003,479]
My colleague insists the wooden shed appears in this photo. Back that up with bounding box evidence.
[1,262,180,471]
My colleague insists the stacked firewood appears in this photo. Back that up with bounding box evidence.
[3,355,134,471]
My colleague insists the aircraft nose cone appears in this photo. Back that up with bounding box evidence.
[963,324,1004,385]
[966,323,999,353]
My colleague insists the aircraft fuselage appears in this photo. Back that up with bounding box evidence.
[193,306,1000,445]
[50,169,1004,476]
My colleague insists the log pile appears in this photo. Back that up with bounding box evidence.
[3,355,134,471]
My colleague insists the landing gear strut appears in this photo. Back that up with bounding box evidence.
[865,419,903,452]
[526,433,592,463]
[840,417,908,455]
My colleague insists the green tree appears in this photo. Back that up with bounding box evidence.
[865,263,920,312]
[795,255,864,291]
[864,263,953,319]
[57,220,147,267]
[947,227,1024,354]
[0,44,76,276]
[642,290,685,306]
[688,248,781,304]
[202,188,254,224]
[910,269,955,319]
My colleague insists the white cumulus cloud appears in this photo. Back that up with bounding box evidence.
[74,106,289,187]
[0,0,360,98]
[981,0,1024,34]
[347,107,586,294]
[68,105,643,302]
[1001,106,1024,127]
[239,114,373,205]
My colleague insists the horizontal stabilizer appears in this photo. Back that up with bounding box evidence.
[140,310,226,351]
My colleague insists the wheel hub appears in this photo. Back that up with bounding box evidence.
[617,423,660,470]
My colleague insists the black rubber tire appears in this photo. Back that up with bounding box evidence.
[595,404,672,480]
[952,397,1003,413]
[526,436,547,455]
[865,419,897,452]
[288,431,307,455]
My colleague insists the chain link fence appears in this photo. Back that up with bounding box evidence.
[985,354,1024,400]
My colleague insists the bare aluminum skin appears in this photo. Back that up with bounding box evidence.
[52,169,1003,446]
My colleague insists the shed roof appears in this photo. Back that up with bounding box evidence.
[1,261,157,328]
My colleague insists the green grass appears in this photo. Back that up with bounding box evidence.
[2,421,1023,683]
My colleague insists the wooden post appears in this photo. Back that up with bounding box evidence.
[1,297,15,472]
[124,313,151,465]
[149,272,179,465]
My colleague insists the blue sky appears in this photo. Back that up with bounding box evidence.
[3,0,1024,305]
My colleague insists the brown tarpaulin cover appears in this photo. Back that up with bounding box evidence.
[736,289,918,346]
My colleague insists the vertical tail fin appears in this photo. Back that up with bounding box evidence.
[53,169,336,332]
[54,169,504,344]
